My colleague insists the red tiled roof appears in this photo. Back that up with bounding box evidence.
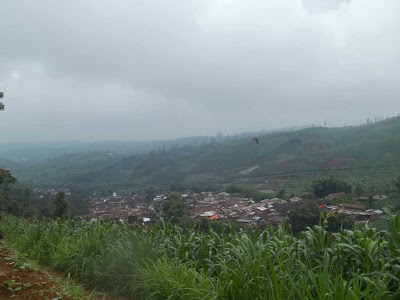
[209,214,219,220]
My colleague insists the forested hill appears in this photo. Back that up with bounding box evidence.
[5,117,400,192]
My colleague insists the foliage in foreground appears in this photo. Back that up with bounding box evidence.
[2,213,400,299]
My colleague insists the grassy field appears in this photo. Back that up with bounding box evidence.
[2,213,400,299]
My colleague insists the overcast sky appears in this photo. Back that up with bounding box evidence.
[1,0,399,142]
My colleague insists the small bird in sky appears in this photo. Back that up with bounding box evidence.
[253,138,259,145]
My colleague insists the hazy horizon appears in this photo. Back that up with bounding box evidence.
[0,119,378,145]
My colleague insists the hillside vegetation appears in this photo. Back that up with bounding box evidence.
[7,117,400,192]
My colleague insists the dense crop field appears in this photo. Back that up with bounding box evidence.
[2,214,400,299]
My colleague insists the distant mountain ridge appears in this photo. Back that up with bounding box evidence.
[3,118,400,192]
[0,136,217,164]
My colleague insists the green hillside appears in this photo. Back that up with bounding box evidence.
[8,117,400,193]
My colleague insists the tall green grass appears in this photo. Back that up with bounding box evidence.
[2,214,400,299]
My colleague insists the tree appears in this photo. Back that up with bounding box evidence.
[145,187,156,203]
[354,184,364,196]
[288,205,354,234]
[226,184,242,194]
[23,187,33,207]
[0,92,4,111]
[0,169,17,210]
[53,191,68,218]
[0,170,16,186]
[311,177,351,197]
[7,201,20,215]
[368,195,373,208]
[161,193,189,225]
[276,189,286,199]
[326,213,354,232]
[288,204,320,234]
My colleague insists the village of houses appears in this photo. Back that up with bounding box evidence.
[82,190,384,227]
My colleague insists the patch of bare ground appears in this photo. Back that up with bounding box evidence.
[0,246,71,299]
[0,245,127,300]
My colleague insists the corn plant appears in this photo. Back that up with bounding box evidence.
[2,213,400,299]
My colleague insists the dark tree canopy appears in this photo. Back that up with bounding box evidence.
[311,177,351,197]
[288,205,354,234]
[161,193,189,225]
[145,187,156,203]
[0,169,17,211]
[288,205,320,234]
[276,189,286,199]
[326,213,354,232]
[53,191,68,218]
[354,184,364,196]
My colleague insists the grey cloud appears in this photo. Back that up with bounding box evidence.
[303,0,352,13]
[0,0,399,142]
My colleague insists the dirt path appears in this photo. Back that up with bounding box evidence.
[0,245,123,300]
[0,246,73,299]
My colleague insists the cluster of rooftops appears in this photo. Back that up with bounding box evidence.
[82,190,384,226]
